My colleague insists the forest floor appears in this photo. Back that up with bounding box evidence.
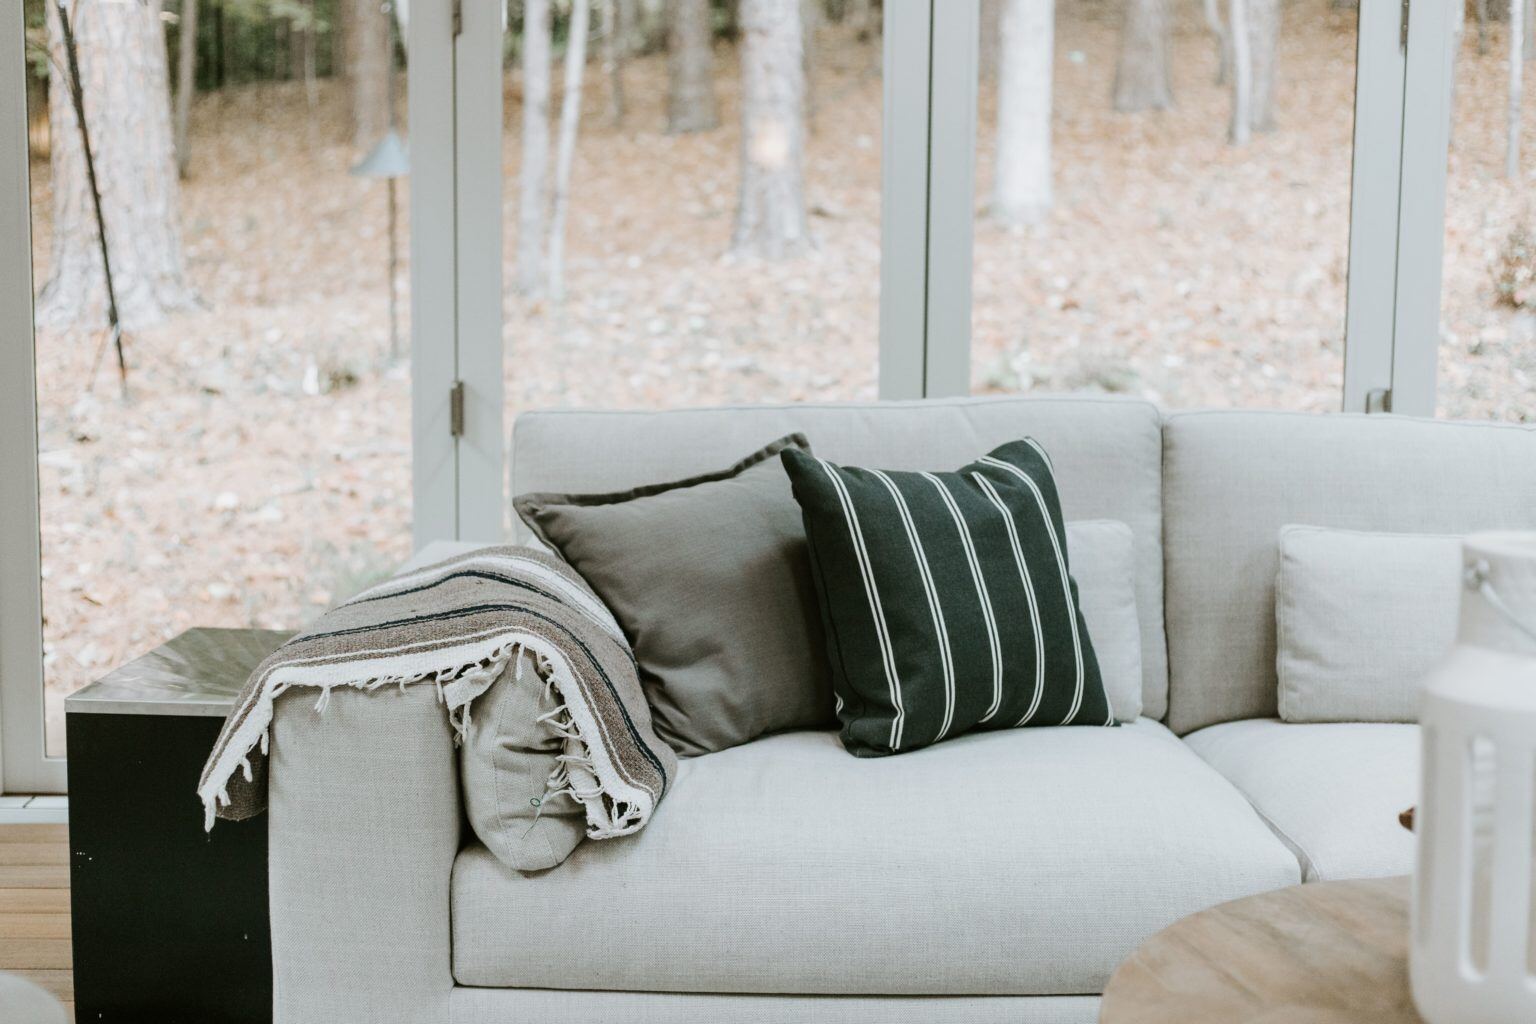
[24,3,1536,751]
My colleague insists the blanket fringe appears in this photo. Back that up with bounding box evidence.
[199,633,651,841]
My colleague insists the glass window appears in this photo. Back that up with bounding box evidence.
[24,0,413,753]
[972,0,1359,411]
[1439,3,1536,421]
[500,0,882,418]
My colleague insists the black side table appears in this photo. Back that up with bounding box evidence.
[65,627,292,1024]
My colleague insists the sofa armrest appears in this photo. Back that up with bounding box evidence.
[268,684,460,1024]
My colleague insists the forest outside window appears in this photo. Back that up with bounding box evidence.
[13,0,416,769]
[2,0,1530,792]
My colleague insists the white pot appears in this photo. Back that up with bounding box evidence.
[1412,532,1536,1024]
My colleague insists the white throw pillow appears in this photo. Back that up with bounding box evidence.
[1276,525,1462,724]
[1066,519,1143,723]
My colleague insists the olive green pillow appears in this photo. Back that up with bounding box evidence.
[460,649,587,871]
[513,435,836,757]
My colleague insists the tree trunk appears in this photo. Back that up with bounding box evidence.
[518,0,553,295]
[847,0,875,42]
[350,0,391,149]
[1228,0,1251,144]
[802,0,819,127]
[174,0,198,177]
[1114,0,1172,111]
[289,3,307,77]
[1202,0,1229,84]
[636,0,669,54]
[666,0,718,132]
[38,0,196,331]
[602,0,627,124]
[549,0,592,302]
[1511,0,1526,176]
[980,0,1003,77]
[1525,0,1534,60]
[730,0,811,259]
[992,0,1053,225]
[1245,0,1278,132]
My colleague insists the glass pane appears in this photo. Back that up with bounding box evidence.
[972,0,1358,410]
[1439,5,1536,421]
[26,0,413,754]
[501,0,881,419]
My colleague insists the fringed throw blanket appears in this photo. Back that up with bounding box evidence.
[198,546,677,841]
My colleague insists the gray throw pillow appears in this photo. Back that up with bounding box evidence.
[461,648,588,871]
[1066,520,1143,723]
[1276,524,1462,723]
[513,434,836,757]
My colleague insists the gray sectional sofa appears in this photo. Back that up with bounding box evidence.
[265,396,1536,1024]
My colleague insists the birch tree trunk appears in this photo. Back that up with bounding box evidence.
[847,0,875,42]
[1228,0,1251,144]
[730,0,811,259]
[549,0,591,302]
[350,0,391,149]
[1202,0,1229,84]
[38,0,196,330]
[602,0,627,124]
[666,0,718,131]
[980,0,1002,78]
[802,0,820,125]
[992,0,1053,225]
[1245,0,1279,132]
[1511,0,1526,177]
[518,0,553,295]
[174,0,197,178]
[1113,0,1172,111]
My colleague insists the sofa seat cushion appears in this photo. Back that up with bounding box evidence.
[1183,718,1418,882]
[451,721,1299,996]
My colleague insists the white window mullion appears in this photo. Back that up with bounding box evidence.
[923,0,980,399]
[878,0,932,400]
[409,0,505,549]
[880,0,979,401]
[408,0,460,548]
[1341,0,1409,413]
[0,3,66,794]
[453,0,506,543]
[1389,0,1459,417]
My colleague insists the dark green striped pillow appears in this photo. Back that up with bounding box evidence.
[781,440,1112,757]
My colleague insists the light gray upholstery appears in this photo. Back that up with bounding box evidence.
[450,990,1100,1024]
[1276,526,1461,723]
[512,396,1169,719]
[1183,718,1419,882]
[1067,520,1143,722]
[451,721,1299,996]
[269,685,461,1024]
[1162,410,1536,734]
[262,401,1536,1024]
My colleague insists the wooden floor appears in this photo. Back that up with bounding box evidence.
[0,823,72,1020]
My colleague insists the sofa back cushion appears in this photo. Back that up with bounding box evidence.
[513,396,1170,719]
[1163,410,1536,734]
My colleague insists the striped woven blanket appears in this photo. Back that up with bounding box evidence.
[197,546,677,840]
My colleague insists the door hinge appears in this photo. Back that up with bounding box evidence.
[449,380,466,437]
[452,0,463,37]
[1400,0,1410,51]
[1365,387,1393,414]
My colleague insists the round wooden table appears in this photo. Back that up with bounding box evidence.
[1100,876,1424,1024]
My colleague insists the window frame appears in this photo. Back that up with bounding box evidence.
[0,0,1466,793]
[0,0,64,793]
